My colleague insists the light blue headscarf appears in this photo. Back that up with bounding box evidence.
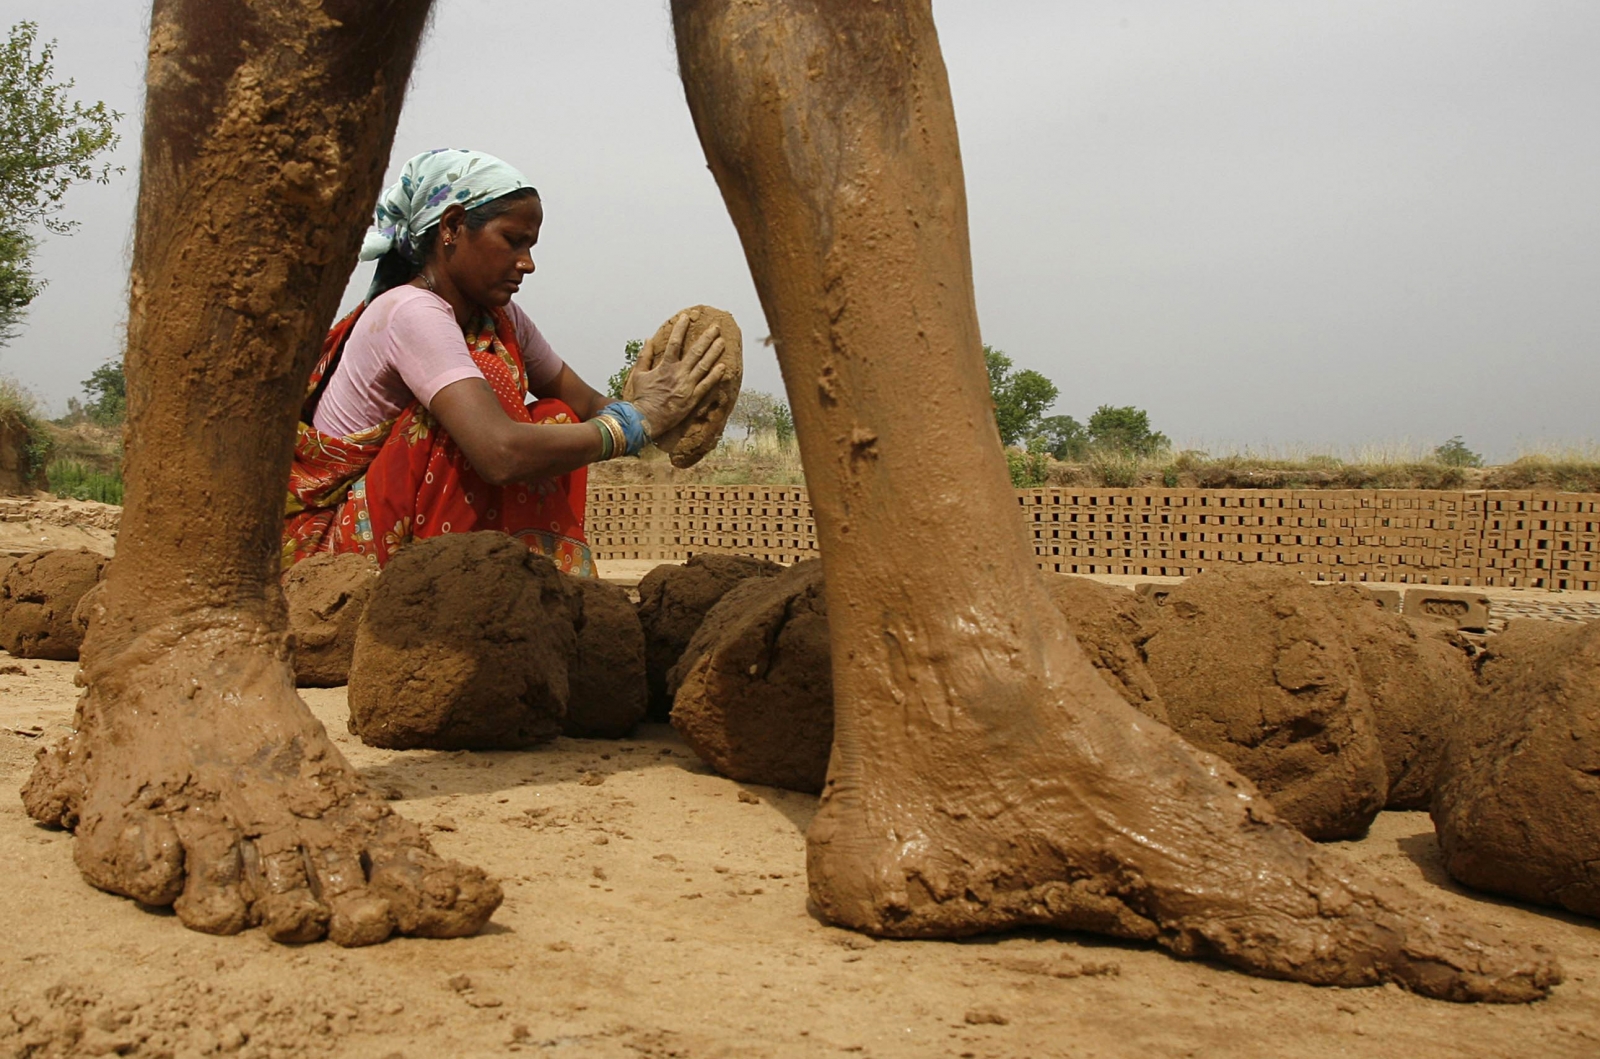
[359,149,536,263]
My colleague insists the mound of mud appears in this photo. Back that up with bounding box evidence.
[637,555,784,720]
[1324,586,1475,809]
[0,548,108,660]
[1432,620,1600,917]
[283,552,380,687]
[70,578,107,642]
[565,576,648,738]
[1042,575,1166,724]
[671,561,833,793]
[347,533,576,750]
[625,305,743,468]
[1141,567,1387,840]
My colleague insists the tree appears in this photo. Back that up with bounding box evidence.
[82,360,125,425]
[0,21,124,342]
[983,344,1059,447]
[1086,404,1169,457]
[773,400,794,445]
[730,389,778,439]
[1034,414,1088,460]
[605,338,643,399]
[1433,436,1483,468]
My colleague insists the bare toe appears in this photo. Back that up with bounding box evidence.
[369,816,502,938]
[172,823,249,935]
[74,810,185,907]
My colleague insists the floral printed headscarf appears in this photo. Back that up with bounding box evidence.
[358,149,536,263]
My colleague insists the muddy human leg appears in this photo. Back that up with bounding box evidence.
[21,0,502,945]
[669,0,1556,1000]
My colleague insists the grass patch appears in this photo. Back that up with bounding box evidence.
[44,459,123,504]
[0,377,52,487]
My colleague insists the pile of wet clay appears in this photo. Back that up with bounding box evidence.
[0,548,108,660]
[637,554,783,720]
[1042,574,1167,723]
[346,532,649,748]
[1432,619,1600,917]
[624,305,743,468]
[283,552,380,687]
[1140,567,1388,840]
[670,561,833,792]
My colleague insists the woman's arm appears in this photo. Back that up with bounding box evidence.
[534,364,610,422]
[429,377,603,485]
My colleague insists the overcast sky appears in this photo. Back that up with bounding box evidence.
[3,0,1596,461]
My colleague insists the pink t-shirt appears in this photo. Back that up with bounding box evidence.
[312,285,566,436]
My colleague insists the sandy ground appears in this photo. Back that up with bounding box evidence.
[1,658,1597,1058]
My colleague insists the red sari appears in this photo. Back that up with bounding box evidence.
[283,302,594,576]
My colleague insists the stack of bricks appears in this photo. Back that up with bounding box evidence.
[585,485,1600,590]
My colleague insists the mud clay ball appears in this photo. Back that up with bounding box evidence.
[283,552,380,688]
[671,561,832,793]
[624,305,743,469]
[1042,574,1167,725]
[347,533,576,750]
[564,575,648,739]
[0,548,108,660]
[1432,620,1600,918]
[1141,567,1388,840]
[637,554,783,720]
[70,578,108,642]
[1324,585,1475,810]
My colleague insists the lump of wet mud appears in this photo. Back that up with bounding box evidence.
[70,578,107,642]
[0,548,108,660]
[1324,585,1475,809]
[347,532,576,749]
[1141,567,1388,840]
[283,552,380,688]
[671,560,833,793]
[637,554,784,720]
[625,305,743,468]
[1432,619,1600,918]
[1042,575,1167,724]
[565,575,648,738]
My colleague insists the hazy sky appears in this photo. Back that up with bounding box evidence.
[4,0,1597,460]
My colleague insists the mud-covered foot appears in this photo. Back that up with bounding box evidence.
[807,641,1560,1003]
[21,619,501,945]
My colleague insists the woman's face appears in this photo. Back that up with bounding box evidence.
[442,195,543,309]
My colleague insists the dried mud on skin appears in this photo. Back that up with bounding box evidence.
[347,533,576,749]
[0,548,108,660]
[637,555,783,720]
[564,575,649,739]
[1141,567,1389,840]
[1324,586,1476,810]
[283,552,380,688]
[671,560,833,793]
[1041,574,1168,724]
[625,304,743,468]
[1432,619,1600,918]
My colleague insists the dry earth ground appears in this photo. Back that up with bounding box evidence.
[2,657,1598,1058]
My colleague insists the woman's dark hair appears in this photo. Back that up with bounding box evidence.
[367,186,540,301]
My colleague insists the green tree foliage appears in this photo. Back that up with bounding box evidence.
[730,390,778,439]
[1433,436,1483,468]
[81,360,125,425]
[605,339,643,400]
[1034,414,1088,460]
[984,345,1059,447]
[1086,404,1170,457]
[0,21,123,342]
[772,401,794,445]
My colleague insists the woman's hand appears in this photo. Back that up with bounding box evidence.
[626,313,727,437]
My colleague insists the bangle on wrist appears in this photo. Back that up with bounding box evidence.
[601,401,651,457]
[594,418,614,460]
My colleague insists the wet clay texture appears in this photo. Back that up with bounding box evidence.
[564,575,649,739]
[70,578,108,645]
[673,0,1557,1001]
[671,561,832,793]
[1142,568,1388,840]
[1042,575,1167,724]
[0,548,108,660]
[1432,620,1600,917]
[347,533,575,750]
[283,552,380,688]
[637,555,783,720]
[624,305,743,468]
[1325,586,1475,810]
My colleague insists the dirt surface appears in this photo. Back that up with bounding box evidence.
[636,554,783,720]
[1141,567,1390,840]
[284,552,381,688]
[0,548,108,660]
[624,305,743,469]
[348,533,575,750]
[671,560,832,793]
[1433,619,1600,918]
[0,497,119,559]
[564,576,648,739]
[0,659,1596,1058]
